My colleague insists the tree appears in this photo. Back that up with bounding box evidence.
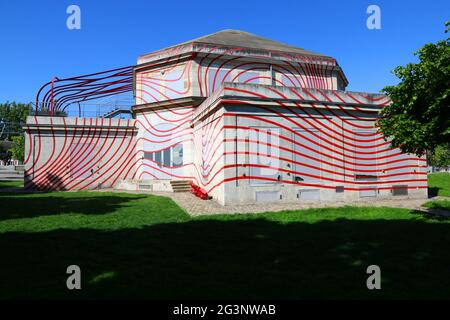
[429,144,450,168]
[0,102,31,140]
[378,23,450,156]
[9,135,24,162]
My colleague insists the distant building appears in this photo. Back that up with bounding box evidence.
[25,30,428,205]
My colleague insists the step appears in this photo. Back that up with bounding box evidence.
[170,180,191,185]
[172,185,191,190]
[173,188,191,193]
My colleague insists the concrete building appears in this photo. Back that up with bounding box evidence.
[25,30,428,205]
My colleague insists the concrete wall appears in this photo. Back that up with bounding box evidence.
[192,108,226,204]
[24,116,138,190]
[134,46,344,108]
[219,104,427,205]
[134,107,193,181]
[135,60,194,104]
[194,57,343,96]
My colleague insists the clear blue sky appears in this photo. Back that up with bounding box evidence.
[0,0,448,103]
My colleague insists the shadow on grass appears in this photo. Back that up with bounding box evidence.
[428,187,441,198]
[410,209,450,221]
[0,193,148,221]
[1,215,450,299]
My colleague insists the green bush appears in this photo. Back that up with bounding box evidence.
[9,135,24,162]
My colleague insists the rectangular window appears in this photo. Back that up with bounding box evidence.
[154,151,162,166]
[144,152,154,160]
[163,148,171,167]
[172,143,183,166]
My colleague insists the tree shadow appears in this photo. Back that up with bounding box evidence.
[0,193,147,221]
[46,173,66,191]
[410,209,450,221]
[1,215,450,299]
[428,187,441,197]
[22,173,67,191]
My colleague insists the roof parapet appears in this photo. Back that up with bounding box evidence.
[191,82,390,125]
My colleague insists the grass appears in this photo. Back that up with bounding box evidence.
[1,181,450,299]
[0,190,187,232]
[0,180,23,189]
[423,199,450,211]
[428,172,450,197]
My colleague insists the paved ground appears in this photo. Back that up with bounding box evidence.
[166,192,450,217]
[98,188,450,217]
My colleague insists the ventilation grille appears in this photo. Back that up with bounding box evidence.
[355,174,377,181]
[392,185,408,196]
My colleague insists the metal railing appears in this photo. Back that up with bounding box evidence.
[31,98,134,119]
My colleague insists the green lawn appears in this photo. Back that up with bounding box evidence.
[424,199,450,211]
[1,182,450,299]
[428,172,450,197]
[0,180,23,189]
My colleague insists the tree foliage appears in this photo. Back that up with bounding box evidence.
[429,144,450,168]
[0,101,31,140]
[378,23,450,156]
[9,135,25,162]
